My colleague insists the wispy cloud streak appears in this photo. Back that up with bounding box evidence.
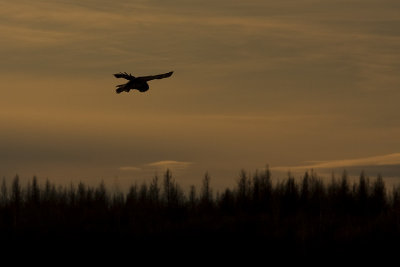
[273,153,400,172]
[119,160,192,172]
[146,160,192,169]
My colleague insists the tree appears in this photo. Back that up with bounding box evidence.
[340,170,350,196]
[77,182,87,206]
[149,175,160,205]
[371,174,386,214]
[43,179,57,205]
[281,173,298,214]
[67,183,76,206]
[126,184,138,207]
[252,171,261,205]
[237,169,251,209]
[259,166,272,212]
[1,177,7,206]
[189,185,197,210]
[163,169,173,206]
[11,175,21,207]
[31,176,40,206]
[11,175,22,227]
[95,180,108,208]
[139,183,148,204]
[201,172,212,205]
[357,171,369,215]
[219,188,234,215]
[300,172,310,204]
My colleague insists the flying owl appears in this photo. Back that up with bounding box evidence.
[113,71,173,93]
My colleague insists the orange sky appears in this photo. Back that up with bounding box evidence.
[1,0,400,190]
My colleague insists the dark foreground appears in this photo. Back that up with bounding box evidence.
[1,169,400,260]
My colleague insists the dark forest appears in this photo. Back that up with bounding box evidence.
[1,168,400,259]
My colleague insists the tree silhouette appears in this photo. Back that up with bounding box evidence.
[11,175,21,228]
[188,185,197,211]
[300,171,310,205]
[0,168,398,258]
[371,174,386,215]
[30,176,40,207]
[237,169,251,210]
[357,171,369,216]
[149,176,160,207]
[281,173,298,215]
[200,172,212,207]
[1,177,7,206]
[163,169,173,206]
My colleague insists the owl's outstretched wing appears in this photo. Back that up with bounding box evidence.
[137,71,173,82]
[113,72,135,80]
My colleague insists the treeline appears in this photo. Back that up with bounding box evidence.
[1,168,400,256]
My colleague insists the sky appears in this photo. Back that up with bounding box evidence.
[1,0,400,191]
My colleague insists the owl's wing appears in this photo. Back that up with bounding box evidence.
[114,72,135,80]
[137,71,173,82]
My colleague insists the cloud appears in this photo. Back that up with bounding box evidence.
[147,160,192,170]
[118,160,192,172]
[272,153,400,172]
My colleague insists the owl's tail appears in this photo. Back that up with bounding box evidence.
[116,83,129,94]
